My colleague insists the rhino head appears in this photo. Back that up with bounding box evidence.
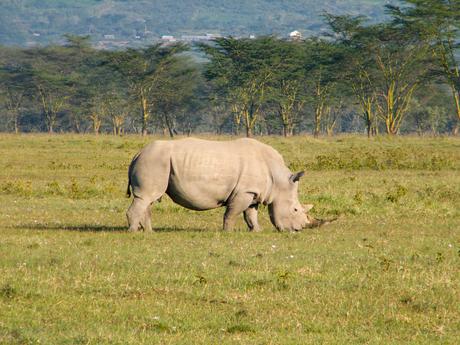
[268,171,318,231]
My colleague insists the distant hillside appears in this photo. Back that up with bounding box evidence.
[0,0,393,47]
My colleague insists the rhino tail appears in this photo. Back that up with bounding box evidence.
[126,151,141,199]
[126,178,131,198]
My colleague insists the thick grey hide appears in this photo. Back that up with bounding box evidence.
[126,138,313,232]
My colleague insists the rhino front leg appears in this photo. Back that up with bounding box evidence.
[244,204,261,232]
[223,193,255,231]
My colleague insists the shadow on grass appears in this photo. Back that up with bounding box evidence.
[10,224,209,233]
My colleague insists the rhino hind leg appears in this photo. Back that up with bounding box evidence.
[223,193,256,231]
[139,203,153,232]
[243,204,261,232]
[127,197,157,232]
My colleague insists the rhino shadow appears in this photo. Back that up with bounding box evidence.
[11,224,208,233]
[12,224,127,232]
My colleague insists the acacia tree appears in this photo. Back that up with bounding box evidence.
[353,69,378,136]
[83,47,126,134]
[312,69,332,137]
[372,25,430,135]
[274,79,306,136]
[328,15,430,135]
[23,36,91,133]
[29,49,72,133]
[268,40,307,137]
[89,102,103,134]
[326,14,379,137]
[63,36,101,133]
[232,72,272,137]
[323,99,348,136]
[0,48,32,133]
[109,43,188,136]
[0,35,103,134]
[153,55,200,137]
[207,93,230,134]
[388,0,460,133]
[200,37,277,137]
[87,86,130,135]
[301,38,345,137]
[98,91,130,135]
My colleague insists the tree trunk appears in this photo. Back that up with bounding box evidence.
[114,123,122,135]
[243,109,254,138]
[326,119,336,137]
[163,113,175,138]
[74,120,81,134]
[453,122,459,136]
[283,124,289,137]
[366,114,375,138]
[281,120,294,137]
[372,125,378,136]
[314,113,321,137]
[453,90,460,123]
[314,102,323,138]
[14,113,19,134]
[93,120,101,135]
[45,112,55,134]
[167,127,174,138]
[245,126,252,138]
[112,116,124,136]
[365,102,372,138]
[385,118,398,135]
[314,81,325,138]
[141,91,149,136]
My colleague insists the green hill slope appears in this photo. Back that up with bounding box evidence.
[0,0,391,46]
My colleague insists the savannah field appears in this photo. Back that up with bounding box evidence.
[0,134,459,344]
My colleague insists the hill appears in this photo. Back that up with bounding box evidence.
[0,0,392,47]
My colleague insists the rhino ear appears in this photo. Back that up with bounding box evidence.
[290,171,305,183]
[303,204,314,212]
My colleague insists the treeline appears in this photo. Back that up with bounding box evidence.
[0,0,459,137]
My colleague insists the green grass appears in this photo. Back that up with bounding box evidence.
[0,134,459,344]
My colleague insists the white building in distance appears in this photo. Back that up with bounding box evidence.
[289,30,302,41]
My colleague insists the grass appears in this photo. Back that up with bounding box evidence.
[0,134,459,344]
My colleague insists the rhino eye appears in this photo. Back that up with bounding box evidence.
[294,208,298,212]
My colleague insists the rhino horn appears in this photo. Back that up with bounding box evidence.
[305,216,338,229]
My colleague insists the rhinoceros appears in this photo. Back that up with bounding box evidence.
[126,138,324,232]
